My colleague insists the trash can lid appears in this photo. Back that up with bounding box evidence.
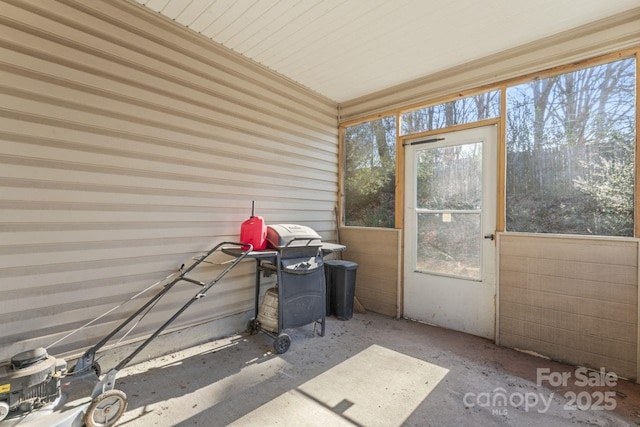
[324,260,358,269]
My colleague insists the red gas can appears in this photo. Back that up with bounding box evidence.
[240,201,267,251]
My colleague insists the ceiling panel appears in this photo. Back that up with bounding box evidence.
[133,0,639,102]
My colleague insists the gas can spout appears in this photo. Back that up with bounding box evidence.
[251,200,255,218]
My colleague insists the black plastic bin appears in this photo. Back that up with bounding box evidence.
[324,260,358,320]
[280,254,326,329]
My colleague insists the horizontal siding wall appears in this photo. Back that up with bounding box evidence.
[499,234,638,380]
[0,0,338,361]
[339,227,401,318]
[339,8,640,122]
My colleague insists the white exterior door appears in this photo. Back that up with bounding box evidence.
[404,125,497,339]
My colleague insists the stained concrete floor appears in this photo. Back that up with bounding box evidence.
[114,312,640,426]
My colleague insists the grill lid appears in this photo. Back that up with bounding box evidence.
[266,224,321,248]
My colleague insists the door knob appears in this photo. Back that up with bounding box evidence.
[484,234,495,240]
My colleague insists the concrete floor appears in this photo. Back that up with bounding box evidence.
[114,312,640,426]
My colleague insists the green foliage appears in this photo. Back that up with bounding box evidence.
[343,58,636,236]
[506,57,636,237]
[574,144,634,236]
[344,116,396,228]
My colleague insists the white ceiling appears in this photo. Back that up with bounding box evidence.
[133,0,639,103]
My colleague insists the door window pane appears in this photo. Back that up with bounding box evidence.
[417,143,482,210]
[415,141,483,280]
[417,213,481,280]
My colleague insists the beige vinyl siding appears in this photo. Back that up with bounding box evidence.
[339,227,401,318]
[338,8,640,123]
[0,0,338,361]
[498,234,638,379]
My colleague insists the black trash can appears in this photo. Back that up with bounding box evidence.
[324,260,358,320]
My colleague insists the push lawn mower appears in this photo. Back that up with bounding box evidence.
[0,242,251,427]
